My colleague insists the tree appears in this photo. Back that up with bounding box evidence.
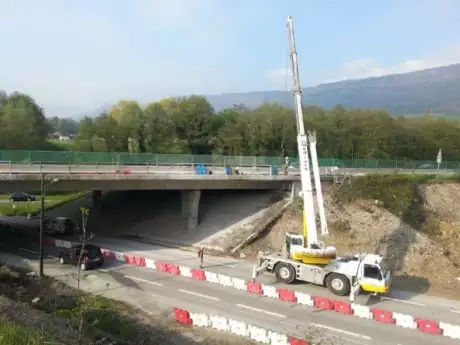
[0,91,48,149]
[167,96,213,154]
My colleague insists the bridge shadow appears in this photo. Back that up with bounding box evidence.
[83,189,285,252]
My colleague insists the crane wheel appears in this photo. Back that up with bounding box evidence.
[275,263,296,284]
[326,273,350,296]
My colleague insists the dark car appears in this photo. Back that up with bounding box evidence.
[58,244,104,271]
[9,192,36,202]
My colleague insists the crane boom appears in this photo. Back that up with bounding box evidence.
[286,16,318,246]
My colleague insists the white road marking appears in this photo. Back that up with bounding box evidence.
[18,248,39,255]
[123,275,163,286]
[342,337,370,345]
[235,304,286,318]
[451,309,460,314]
[178,289,220,301]
[310,323,372,340]
[99,268,109,272]
[379,296,425,306]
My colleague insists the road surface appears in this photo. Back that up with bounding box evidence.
[0,239,458,345]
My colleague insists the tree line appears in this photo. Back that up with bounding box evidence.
[1,90,460,161]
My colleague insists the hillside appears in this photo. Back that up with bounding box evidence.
[241,176,460,297]
[205,63,460,116]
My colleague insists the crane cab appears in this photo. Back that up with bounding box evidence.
[356,254,391,294]
[285,232,336,265]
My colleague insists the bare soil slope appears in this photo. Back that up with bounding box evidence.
[242,182,460,297]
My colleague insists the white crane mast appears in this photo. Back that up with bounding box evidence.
[308,131,328,236]
[286,16,318,246]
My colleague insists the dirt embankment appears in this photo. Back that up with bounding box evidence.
[242,176,460,298]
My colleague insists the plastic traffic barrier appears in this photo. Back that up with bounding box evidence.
[43,238,55,245]
[415,318,441,335]
[155,261,169,273]
[351,303,373,319]
[371,308,395,324]
[179,265,192,278]
[261,284,278,298]
[190,312,210,327]
[294,292,314,307]
[145,258,155,269]
[217,274,233,287]
[277,289,297,303]
[246,281,263,295]
[232,277,246,290]
[124,255,145,267]
[210,315,229,331]
[101,249,115,259]
[167,263,180,275]
[204,271,219,284]
[229,319,249,337]
[191,268,206,281]
[114,251,125,262]
[439,321,460,340]
[332,300,353,315]
[268,331,289,345]
[248,325,269,343]
[313,296,333,310]
[173,308,192,325]
[289,337,311,345]
[55,239,72,248]
[393,312,416,329]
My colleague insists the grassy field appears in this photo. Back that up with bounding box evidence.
[0,192,86,216]
[47,139,77,151]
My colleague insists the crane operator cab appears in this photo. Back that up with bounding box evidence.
[285,232,337,265]
[357,254,392,294]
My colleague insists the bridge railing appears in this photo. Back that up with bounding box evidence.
[0,150,459,170]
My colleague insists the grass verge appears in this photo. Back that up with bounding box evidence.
[0,316,47,345]
[0,192,86,216]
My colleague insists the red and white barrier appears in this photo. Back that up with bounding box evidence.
[262,284,278,298]
[45,237,459,339]
[175,307,309,345]
[440,321,460,340]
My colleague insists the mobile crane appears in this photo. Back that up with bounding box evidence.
[252,16,392,296]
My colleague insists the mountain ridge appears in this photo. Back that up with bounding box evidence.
[205,63,460,116]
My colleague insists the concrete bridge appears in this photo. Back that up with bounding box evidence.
[0,163,455,229]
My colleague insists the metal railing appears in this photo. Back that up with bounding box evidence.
[0,150,458,170]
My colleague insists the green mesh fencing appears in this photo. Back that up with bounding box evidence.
[0,149,459,169]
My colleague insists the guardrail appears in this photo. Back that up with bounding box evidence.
[0,150,459,170]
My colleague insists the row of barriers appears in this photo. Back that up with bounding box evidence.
[1,149,460,170]
[43,237,460,340]
[173,307,309,345]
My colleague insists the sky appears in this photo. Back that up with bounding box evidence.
[1,0,460,117]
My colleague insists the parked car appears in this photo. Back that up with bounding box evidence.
[9,192,36,202]
[58,244,104,271]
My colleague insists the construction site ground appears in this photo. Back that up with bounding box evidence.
[241,179,460,299]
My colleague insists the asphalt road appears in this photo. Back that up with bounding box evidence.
[0,163,456,176]
[76,235,460,326]
[0,239,458,345]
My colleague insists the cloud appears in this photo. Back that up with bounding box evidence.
[267,44,460,88]
[320,44,460,83]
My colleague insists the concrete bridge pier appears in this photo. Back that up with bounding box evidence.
[180,190,201,229]
[92,190,102,216]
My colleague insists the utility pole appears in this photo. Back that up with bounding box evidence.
[39,174,59,278]
[39,173,45,278]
